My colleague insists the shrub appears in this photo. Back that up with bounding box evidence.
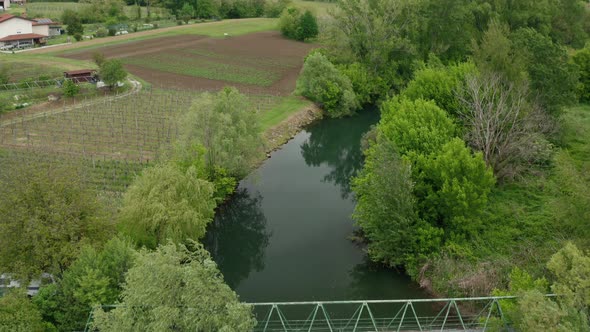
[73,33,83,41]
[62,79,80,97]
[379,98,457,156]
[297,10,318,41]
[279,7,318,41]
[572,46,590,102]
[401,62,476,116]
[296,52,359,117]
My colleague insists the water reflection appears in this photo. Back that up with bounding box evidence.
[205,188,271,288]
[300,111,379,198]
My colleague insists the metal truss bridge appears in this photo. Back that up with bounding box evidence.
[247,295,556,332]
[84,294,557,331]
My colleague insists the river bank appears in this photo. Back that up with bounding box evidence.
[206,108,431,303]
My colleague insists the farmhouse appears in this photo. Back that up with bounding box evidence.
[0,0,9,10]
[32,18,61,37]
[0,14,61,48]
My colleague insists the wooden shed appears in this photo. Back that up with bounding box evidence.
[64,69,97,83]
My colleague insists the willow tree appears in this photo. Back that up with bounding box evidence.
[92,243,255,331]
[177,87,263,179]
[118,164,216,249]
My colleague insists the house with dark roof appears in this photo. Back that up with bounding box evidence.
[0,14,61,48]
[33,18,62,36]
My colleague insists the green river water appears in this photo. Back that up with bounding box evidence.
[205,110,429,303]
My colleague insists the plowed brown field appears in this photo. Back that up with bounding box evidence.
[60,31,315,95]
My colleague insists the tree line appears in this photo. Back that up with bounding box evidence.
[292,0,590,329]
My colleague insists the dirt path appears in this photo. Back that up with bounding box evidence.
[0,79,142,128]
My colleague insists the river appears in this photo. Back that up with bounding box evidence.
[205,110,429,303]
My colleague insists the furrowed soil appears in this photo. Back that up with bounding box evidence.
[60,32,315,95]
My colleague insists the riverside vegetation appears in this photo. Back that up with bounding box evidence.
[1,0,590,331]
[297,0,589,329]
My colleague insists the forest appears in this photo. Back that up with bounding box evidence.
[1,0,590,331]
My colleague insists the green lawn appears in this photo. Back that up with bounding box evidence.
[0,55,96,76]
[258,95,312,130]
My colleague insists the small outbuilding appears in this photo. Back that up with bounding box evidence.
[64,69,97,83]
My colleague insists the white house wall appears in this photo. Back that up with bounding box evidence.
[0,17,33,39]
[32,24,48,36]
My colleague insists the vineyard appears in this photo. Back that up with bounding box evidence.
[0,89,295,193]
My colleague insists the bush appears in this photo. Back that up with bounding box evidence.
[62,79,80,97]
[73,33,83,41]
[379,98,457,156]
[572,46,590,102]
[296,52,359,117]
[279,7,318,41]
[401,62,476,116]
[95,27,108,37]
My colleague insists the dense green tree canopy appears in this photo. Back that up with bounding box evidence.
[379,98,457,156]
[0,163,113,279]
[118,164,216,249]
[415,138,495,235]
[352,138,416,267]
[34,237,136,332]
[178,87,263,179]
[279,8,318,41]
[512,28,579,115]
[572,46,590,102]
[401,62,476,116]
[0,290,46,332]
[92,242,256,331]
[296,52,359,117]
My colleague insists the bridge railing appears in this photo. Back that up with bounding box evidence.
[246,295,558,332]
[83,295,557,332]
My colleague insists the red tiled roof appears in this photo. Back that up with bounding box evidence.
[0,14,15,23]
[0,33,46,42]
[0,14,37,24]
